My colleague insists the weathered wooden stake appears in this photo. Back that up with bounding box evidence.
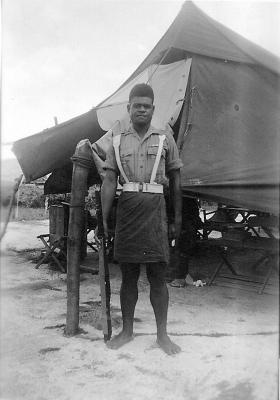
[65,140,92,336]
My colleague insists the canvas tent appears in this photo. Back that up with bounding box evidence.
[13,1,280,214]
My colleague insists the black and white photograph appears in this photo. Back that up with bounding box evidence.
[1,1,279,399]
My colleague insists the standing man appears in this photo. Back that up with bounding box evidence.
[101,83,183,355]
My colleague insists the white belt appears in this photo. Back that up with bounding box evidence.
[122,182,163,194]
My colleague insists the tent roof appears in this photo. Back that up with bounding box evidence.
[123,1,280,86]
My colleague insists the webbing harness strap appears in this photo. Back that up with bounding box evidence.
[113,135,130,183]
[150,134,165,183]
[113,133,166,185]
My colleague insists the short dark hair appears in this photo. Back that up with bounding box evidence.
[129,83,154,103]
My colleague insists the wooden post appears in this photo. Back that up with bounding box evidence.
[49,205,57,243]
[55,206,65,238]
[80,210,87,260]
[65,140,93,336]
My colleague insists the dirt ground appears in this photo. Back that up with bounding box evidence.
[0,220,279,400]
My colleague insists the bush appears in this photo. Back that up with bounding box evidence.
[85,185,99,214]
[13,183,99,213]
[18,184,45,208]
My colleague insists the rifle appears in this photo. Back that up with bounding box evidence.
[95,190,112,342]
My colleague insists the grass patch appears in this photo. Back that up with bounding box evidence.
[6,247,43,262]
[1,206,48,222]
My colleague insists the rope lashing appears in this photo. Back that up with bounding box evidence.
[70,155,94,169]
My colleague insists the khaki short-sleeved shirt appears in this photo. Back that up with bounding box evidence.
[104,124,183,186]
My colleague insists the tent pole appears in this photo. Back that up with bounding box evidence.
[176,73,191,151]
[65,140,92,336]
[0,174,23,241]
[146,47,172,84]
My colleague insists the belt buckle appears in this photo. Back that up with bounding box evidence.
[132,182,139,192]
[142,183,149,192]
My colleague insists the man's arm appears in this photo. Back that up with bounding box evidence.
[168,168,182,239]
[101,169,118,237]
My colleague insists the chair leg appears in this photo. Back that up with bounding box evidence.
[258,264,273,295]
[35,237,53,269]
[258,255,278,294]
[50,252,66,273]
[251,254,268,273]
[49,238,66,272]
[35,252,50,269]
[208,247,238,285]
[209,260,224,285]
[220,251,238,275]
[35,237,66,272]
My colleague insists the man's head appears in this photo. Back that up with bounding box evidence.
[127,83,155,128]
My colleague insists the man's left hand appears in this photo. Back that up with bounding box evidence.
[169,221,181,240]
[168,223,176,241]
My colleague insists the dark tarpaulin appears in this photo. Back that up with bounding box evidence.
[180,56,280,214]
[43,162,101,195]
[12,109,105,183]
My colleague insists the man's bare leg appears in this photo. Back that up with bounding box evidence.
[107,263,140,350]
[146,263,181,355]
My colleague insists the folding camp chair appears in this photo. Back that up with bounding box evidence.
[35,233,67,272]
[205,237,279,294]
[35,205,68,272]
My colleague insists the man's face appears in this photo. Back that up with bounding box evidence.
[127,96,154,126]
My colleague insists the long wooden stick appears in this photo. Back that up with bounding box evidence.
[95,190,112,342]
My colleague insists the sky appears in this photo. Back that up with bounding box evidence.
[2,0,280,160]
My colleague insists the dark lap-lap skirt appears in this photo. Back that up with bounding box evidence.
[114,192,169,264]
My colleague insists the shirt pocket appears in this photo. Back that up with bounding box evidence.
[119,149,133,181]
[147,145,167,159]
[120,149,133,164]
[147,146,158,158]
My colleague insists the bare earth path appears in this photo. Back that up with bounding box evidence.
[0,221,278,400]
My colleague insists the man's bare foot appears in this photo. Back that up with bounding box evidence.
[106,332,133,350]
[157,335,181,355]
